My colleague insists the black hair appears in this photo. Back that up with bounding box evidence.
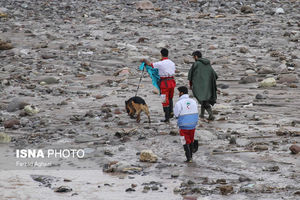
[192,50,202,58]
[161,48,169,57]
[178,86,188,94]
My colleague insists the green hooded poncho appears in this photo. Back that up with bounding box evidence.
[188,58,218,105]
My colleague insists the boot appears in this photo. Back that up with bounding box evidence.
[192,140,198,153]
[183,144,192,163]
[169,98,174,119]
[160,107,170,123]
[200,106,205,118]
[206,107,215,121]
[188,143,193,159]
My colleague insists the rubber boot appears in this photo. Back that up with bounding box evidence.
[200,106,205,118]
[183,144,192,163]
[188,143,193,159]
[169,98,174,119]
[160,107,170,123]
[206,107,215,121]
[192,140,199,153]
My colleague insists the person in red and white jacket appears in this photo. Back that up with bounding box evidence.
[174,86,199,163]
[141,48,176,123]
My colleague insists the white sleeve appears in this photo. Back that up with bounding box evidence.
[174,102,181,118]
[152,61,160,69]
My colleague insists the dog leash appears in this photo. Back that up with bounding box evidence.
[135,63,145,96]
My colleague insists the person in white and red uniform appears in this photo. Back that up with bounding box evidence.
[141,48,176,123]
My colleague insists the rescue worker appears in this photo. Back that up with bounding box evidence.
[188,50,218,121]
[141,48,176,123]
[174,86,199,163]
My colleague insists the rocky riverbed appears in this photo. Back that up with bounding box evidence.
[0,0,299,199]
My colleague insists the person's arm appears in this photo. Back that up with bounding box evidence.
[188,64,194,89]
[140,58,152,67]
[174,102,181,118]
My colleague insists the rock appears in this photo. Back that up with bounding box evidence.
[239,47,249,53]
[113,68,130,76]
[229,137,236,145]
[103,161,142,173]
[140,150,158,163]
[54,186,72,193]
[0,40,13,50]
[255,93,267,99]
[289,145,300,154]
[0,132,11,143]
[239,76,256,84]
[241,5,254,14]
[40,77,59,84]
[24,105,39,115]
[7,98,29,112]
[125,188,135,192]
[263,166,279,172]
[245,70,256,76]
[277,74,299,84]
[4,119,20,128]
[194,130,217,141]
[217,84,229,89]
[259,78,276,87]
[171,172,179,178]
[31,175,61,188]
[254,145,268,151]
[136,1,154,10]
[219,185,234,195]
[239,176,251,182]
[258,67,275,74]
[275,8,285,14]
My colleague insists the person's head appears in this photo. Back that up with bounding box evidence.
[192,50,202,60]
[177,86,188,97]
[160,48,169,57]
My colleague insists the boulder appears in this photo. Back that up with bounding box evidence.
[140,150,158,163]
[259,78,276,87]
[277,74,299,84]
[239,76,256,84]
[7,98,29,112]
[24,105,39,115]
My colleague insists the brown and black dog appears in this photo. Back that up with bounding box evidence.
[125,96,150,123]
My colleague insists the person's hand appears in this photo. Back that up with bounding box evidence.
[140,58,145,63]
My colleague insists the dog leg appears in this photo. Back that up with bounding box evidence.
[143,105,151,123]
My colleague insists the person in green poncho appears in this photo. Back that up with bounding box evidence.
[188,51,218,120]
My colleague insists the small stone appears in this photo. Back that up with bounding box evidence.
[239,47,249,53]
[219,185,233,195]
[0,132,11,143]
[239,76,256,84]
[140,150,158,163]
[125,188,135,192]
[254,145,268,151]
[136,0,154,10]
[4,119,20,128]
[54,186,72,193]
[255,94,267,99]
[289,145,300,154]
[241,5,254,14]
[171,172,179,178]
[239,176,251,182]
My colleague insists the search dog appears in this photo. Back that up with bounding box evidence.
[125,96,150,123]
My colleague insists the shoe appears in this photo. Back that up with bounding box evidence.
[200,106,205,118]
[206,107,215,121]
[192,140,198,153]
[169,99,174,118]
[183,144,192,162]
[161,107,170,123]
